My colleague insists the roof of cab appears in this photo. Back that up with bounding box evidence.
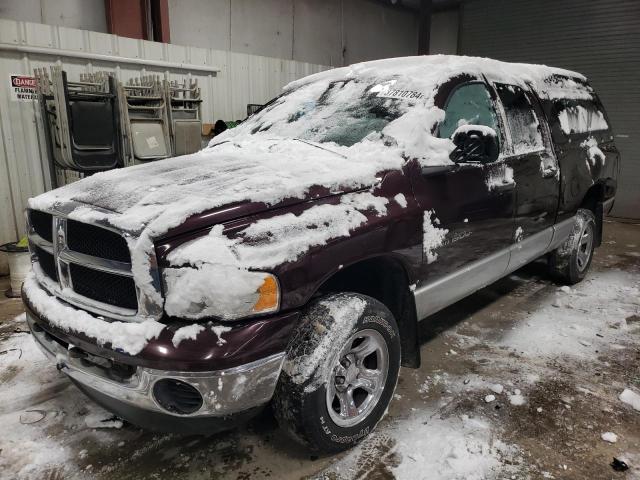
[286,54,592,102]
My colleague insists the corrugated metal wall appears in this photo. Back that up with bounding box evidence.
[0,19,330,246]
[459,0,640,219]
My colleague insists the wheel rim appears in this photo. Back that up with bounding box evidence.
[576,222,594,272]
[325,328,389,428]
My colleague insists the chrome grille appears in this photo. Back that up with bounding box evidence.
[27,209,139,317]
[67,219,131,263]
[33,245,58,281]
[69,263,138,310]
[30,210,53,243]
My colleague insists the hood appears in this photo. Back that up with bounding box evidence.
[29,137,404,237]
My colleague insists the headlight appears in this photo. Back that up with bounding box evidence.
[162,265,280,321]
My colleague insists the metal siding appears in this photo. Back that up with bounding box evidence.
[0,19,331,244]
[460,0,640,218]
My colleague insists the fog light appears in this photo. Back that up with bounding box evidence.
[153,379,203,415]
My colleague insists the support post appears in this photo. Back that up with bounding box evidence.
[418,0,432,55]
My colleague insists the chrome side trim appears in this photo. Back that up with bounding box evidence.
[414,216,578,321]
[413,248,510,320]
[547,216,576,252]
[507,226,553,273]
[27,311,284,417]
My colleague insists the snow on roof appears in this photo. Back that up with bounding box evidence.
[286,54,589,100]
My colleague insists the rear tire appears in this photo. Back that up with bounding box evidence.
[273,293,400,453]
[549,208,596,285]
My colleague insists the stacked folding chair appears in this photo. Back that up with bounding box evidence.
[35,67,208,185]
[167,79,203,156]
[34,67,121,174]
[118,76,171,166]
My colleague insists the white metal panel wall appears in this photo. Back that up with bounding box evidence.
[0,19,330,245]
[460,0,640,219]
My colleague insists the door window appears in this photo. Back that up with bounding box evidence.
[438,83,501,140]
[495,84,545,155]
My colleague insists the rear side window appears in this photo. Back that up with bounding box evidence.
[556,101,609,135]
[438,83,500,140]
[495,84,544,155]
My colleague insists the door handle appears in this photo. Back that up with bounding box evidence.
[493,181,515,193]
[421,164,456,176]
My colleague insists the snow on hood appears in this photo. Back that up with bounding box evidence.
[28,134,412,316]
[29,137,402,235]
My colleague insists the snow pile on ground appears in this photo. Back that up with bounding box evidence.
[391,414,519,480]
[327,412,521,480]
[619,389,640,411]
[0,315,124,479]
[496,270,639,359]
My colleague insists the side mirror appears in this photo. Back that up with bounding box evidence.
[449,125,499,164]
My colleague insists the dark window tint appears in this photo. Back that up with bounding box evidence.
[496,84,544,154]
[439,83,500,140]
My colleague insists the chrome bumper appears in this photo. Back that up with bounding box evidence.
[26,312,284,418]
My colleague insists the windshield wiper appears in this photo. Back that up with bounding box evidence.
[293,138,347,159]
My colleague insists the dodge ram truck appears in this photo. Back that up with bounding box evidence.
[23,55,618,453]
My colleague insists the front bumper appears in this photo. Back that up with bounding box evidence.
[27,310,284,432]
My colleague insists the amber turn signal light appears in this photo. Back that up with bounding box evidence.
[252,275,279,313]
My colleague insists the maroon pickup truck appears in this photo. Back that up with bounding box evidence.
[23,55,618,453]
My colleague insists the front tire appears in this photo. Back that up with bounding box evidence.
[273,293,401,453]
[549,208,596,284]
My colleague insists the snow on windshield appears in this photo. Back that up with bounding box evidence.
[227,77,423,147]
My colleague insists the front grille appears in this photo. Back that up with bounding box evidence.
[30,210,53,242]
[67,219,131,263]
[69,263,137,310]
[35,246,58,281]
[28,210,140,314]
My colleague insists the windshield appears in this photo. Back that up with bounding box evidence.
[229,77,423,147]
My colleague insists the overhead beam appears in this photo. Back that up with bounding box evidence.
[418,0,433,55]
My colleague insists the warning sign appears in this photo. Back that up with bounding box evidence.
[9,74,38,102]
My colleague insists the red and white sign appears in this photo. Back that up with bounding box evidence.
[9,74,38,102]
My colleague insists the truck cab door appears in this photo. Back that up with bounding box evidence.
[491,83,560,270]
[409,80,515,319]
